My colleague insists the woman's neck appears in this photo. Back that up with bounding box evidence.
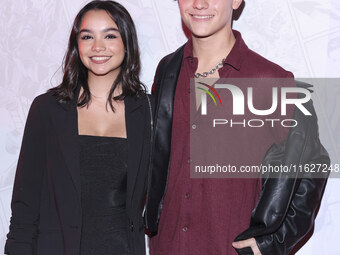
[87,72,122,98]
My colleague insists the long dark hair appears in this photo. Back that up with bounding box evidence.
[49,0,145,110]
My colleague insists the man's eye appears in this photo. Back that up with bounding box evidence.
[80,35,92,40]
[105,34,117,39]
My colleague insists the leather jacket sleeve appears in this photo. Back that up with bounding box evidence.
[144,46,185,234]
[234,82,330,255]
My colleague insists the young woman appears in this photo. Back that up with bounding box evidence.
[5,1,152,255]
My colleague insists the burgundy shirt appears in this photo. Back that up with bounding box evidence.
[150,30,294,255]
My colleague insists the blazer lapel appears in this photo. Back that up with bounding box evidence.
[50,95,81,202]
[125,96,145,206]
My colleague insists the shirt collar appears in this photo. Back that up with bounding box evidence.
[183,30,248,71]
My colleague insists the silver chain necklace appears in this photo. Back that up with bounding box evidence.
[194,58,226,78]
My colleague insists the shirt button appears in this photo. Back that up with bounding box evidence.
[187,159,192,164]
[185,193,190,199]
[192,124,197,129]
[182,226,188,232]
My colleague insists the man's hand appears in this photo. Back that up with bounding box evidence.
[232,238,262,255]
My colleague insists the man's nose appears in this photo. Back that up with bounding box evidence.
[193,0,209,10]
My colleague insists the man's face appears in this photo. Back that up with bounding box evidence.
[178,0,242,38]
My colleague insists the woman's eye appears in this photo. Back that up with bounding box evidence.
[80,35,92,40]
[105,34,117,39]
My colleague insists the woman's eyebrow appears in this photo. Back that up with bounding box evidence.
[79,27,119,33]
[103,27,119,32]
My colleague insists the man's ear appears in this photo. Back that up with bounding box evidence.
[232,0,243,10]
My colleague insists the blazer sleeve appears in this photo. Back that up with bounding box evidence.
[4,96,46,255]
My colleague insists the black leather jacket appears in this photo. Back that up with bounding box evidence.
[144,45,330,255]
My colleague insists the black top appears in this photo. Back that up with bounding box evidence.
[79,135,130,255]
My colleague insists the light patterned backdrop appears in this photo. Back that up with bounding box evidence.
[1,0,339,254]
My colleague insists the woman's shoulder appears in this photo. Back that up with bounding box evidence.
[125,93,155,118]
[32,91,56,106]
[22,91,57,125]
[28,90,63,117]
[127,93,154,105]
[139,93,155,113]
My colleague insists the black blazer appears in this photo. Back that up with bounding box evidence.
[5,89,152,255]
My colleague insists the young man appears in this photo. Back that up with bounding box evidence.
[144,0,329,254]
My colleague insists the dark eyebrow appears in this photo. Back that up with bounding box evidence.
[79,27,119,34]
[103,27,119,33]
